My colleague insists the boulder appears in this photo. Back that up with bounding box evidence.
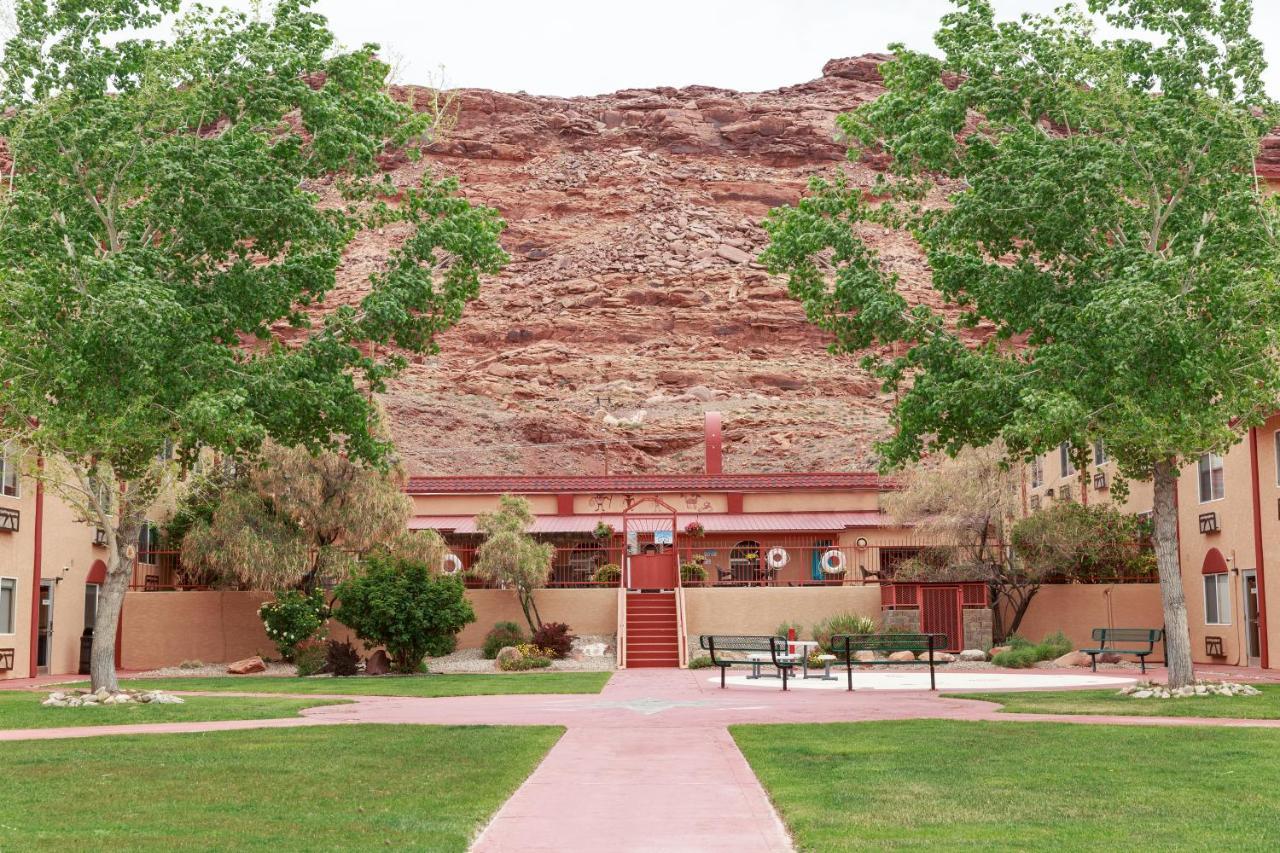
[887,650,917,662]
[989,645,1012,657]
[958,649,987,662]
[1098,652,1122,664]
[364,650,391,676]
[495,646,522,671]
[226,656,267,675]
[918,652,956,663]
[1052,651,1092,668]
[853,650,879,664]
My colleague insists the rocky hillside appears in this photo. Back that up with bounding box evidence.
[337,54,930,477]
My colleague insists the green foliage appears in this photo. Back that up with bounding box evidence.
[593,563,621,585]
[293,639,328,677]
[993,632,1074,668]
[992,647,1042,669]
[258,590,328,662]
[775,621,804,639]
[680,561,708,584]
[332,552,476,673]
[483,622,526,660]
[1012,503,1152,580]
[1040,632,1074,660]
[498,644,553,671]
[531,623,575,660]
[473,496,555,633]
[812,613,878,653]
[687,655,714,669]
[325,639,361,677]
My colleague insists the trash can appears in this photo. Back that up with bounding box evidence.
[78,627,94,675]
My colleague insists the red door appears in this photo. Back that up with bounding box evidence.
[921,586,962,651]
[628,554,677,589]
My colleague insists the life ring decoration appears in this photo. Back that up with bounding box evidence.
[820,549,846,575]
[765,547,790,570]
[442,553,464,575]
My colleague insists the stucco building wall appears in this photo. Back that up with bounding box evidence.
[1014,583,1165,659]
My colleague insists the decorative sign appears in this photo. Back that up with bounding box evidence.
[654,530,673,545]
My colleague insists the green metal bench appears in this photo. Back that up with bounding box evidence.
[699,634,796,690]
[829,633,948,691]
[1080,628,1162,673]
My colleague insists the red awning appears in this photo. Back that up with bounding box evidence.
[1202,547,1229,575]
[409,511,888,535]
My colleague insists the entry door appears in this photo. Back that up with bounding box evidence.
[1243,572,1261,665]
[37,580,54,672]
[920,586,962,652]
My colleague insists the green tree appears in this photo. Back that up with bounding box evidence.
[762,0,1280,687]
[332,545,476,673]
[1011,502,1153,583]
[473,495,554,634]
[0,0,506,690]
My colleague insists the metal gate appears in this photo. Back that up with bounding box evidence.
[921,586,962,652]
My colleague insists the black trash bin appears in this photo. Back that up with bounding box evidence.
[78,627,94,675]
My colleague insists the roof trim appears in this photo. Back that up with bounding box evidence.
[405,471,895,495]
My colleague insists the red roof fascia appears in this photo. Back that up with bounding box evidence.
[408,511,891,534]
[405,471,895,495]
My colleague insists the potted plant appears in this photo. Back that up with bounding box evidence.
[593,563,622,585]
[680,560,707,585]
[683,521,705,538]
[593,521,614,540]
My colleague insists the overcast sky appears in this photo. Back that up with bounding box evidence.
[270,0,1280,97]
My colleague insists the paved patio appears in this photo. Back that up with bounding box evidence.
[3,666,1279,851]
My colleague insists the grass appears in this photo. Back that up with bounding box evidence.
[63,671,612,697]
[947,684,1280,719]
[733,719,1280,851]
[0,690,343,730]
[3,724,561,850]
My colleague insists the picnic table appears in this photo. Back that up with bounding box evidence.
[783,640,838,681]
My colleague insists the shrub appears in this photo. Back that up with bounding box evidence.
[593,563,621,585]
[178,659,204,669]
[992,631,1074,668]
[333,552,477,673]
[1005,633,1033,649]
[326,639,361,677]
[775,620,804,639]
[1040,631,1073,659]
[992,646,1041,668]
[680,561,707,584]
[812,613,877,652]
[531,622,575,659]
[499,654,552,671]
[258,589,327,662]
[687,655,714,669]
[293,639,328,676]
[483,622,526,659]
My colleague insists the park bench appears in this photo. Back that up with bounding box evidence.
[699,634,797,690]
[1080,627,1162,673]
[829,633,949,691]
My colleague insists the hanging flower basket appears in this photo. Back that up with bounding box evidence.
[593,521,615,540]
[684,521,705,538]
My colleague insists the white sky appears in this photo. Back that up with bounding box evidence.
[273,0,1280,97]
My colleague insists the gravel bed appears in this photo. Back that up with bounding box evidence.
[136,661,298,678]
[428,636,617,674]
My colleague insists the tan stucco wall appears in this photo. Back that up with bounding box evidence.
[683,586,882,639]
[459,589,617,647]
[411,494,558,516]
[1014,583,1165,659]
[742,491,878,512]
[0,464,37,679]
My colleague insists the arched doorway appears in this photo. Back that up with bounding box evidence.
[730,540,762,583]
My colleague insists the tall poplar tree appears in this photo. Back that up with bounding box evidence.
[0,0,506,689]
[763,0,1280,686]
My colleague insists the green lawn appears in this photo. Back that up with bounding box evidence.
[0,690,343,730]
[69,671,612,697]
[5,724,562,850]
[733,720,1280,851]
[948,685,1280,719]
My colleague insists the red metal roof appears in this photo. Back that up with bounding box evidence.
[409,511,890,534]
[405,472,892,495]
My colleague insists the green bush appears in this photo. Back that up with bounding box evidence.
[812,613,878,653]
[258,589,327,662]
[1040,631,1073,659]
[499,654,552,671]
[992,646,1041,668]
[1005,633,1033,649]
[333,553,477,673]
[993,631,1074,668]
[293,639,328,676]
[687,655,714,669]
[483,622,525,659]
[593,563,621,585]
[680,561,707,584]
[775,621,804,640]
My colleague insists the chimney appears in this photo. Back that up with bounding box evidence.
[704,411,722,475]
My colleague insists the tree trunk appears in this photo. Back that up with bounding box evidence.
[1003,585,1039,639]
[1153,458,1194,688]
[90,517,141,692]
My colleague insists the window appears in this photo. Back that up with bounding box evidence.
[0,578,15,634]
[84,583,100,632]
[1204,573,1231,625]
[1093,440,1108,466]
[1198,453,1225,503]
[1,443,20,498]
[137,523,161,564]
[1059,442,1075,477]
[1030,456,1044,489]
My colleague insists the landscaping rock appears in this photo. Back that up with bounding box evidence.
[958,649,987,662]
[364,650,391,675]
[1053,651,1092,668]
[1098,652,1122,664]
[495,646,522,671]
[887,651,917,662]
[227,656,267,675]
[852,650,879,664]
[1119,680,1261,699]
[917,652,956,663]
[989,645,1011,657]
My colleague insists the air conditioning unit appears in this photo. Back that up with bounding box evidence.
[1093,471,1108,490]
[94,527,108,547]
[1029,495,1041,511]
[0,507,18,533]
[1198,512,1219,534]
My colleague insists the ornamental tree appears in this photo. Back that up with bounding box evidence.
[0,0,507,690]
[473,495,554,634]
[762,0,1280,687]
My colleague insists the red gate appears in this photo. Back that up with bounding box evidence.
[622,496,678,590]
[921,586,962,652]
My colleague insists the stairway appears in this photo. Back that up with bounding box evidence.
[624,591,680,668]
